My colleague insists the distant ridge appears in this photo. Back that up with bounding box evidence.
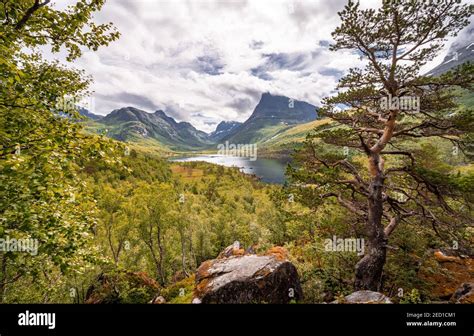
[222,92,318,144]
[83,93,318,150]
[99,107,211,149]
[426,42,474,76]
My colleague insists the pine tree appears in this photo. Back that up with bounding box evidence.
[291,0,473,291]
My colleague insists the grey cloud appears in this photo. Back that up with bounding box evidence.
[190,113,220,130]
[214,0,248,10]
[319,40,330,47]
[263,52,308,71]
[214,86,261,114]
[226,97,254,111]
[449,19,474,51]
[95,92,158,113]
[319,67,344,77]
[242,88,262,101]
[61,0,380,132]
[115,0,140,13]
[160,103,190,121]
[195,55,225,75]
[288,0,346,30]
[249,40,264,50]
[250,70,273,81]
[250,50,322,79]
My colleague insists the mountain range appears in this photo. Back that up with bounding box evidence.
[81,39,472,152]
[99,107,211,149]
[81,93,318,150]
[426,41,474,76]
[208,121,242,142]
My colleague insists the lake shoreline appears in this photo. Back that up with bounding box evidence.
[169,154,290,184]
[169,149,293,160]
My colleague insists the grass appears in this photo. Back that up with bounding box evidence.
[170,164,205,180]
[458,90,474,108]
[257,119,331,157]
[261,119,331,147]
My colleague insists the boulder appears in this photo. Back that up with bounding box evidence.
[193,243,302,304]
[450,283,474,304]
[333,290,392,304]
[150,295,166,304]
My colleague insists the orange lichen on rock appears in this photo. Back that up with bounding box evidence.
[217,241,246,259]
[194,277,212,299]
[194,260,214,298]
[434,250,462,263]
[195,260,213,280]
[192,243,302,303]
[233,248,245,256]
[265,246,288,261]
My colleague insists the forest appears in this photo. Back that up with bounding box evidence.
[0,0,473,305]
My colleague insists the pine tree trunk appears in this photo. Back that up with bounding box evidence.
[354,155,387,291]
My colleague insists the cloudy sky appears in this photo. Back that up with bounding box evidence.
[50,0,472,132]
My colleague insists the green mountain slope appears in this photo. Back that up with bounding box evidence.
[86,107,213,151]
[257,119,331,157]
[224,92,318,144]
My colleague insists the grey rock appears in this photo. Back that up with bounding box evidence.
[193,247,302,304]
[450,282,474,303]
[333,290,392,304]
[150,295,166,304]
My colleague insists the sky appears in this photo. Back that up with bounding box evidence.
[48,0,473,132]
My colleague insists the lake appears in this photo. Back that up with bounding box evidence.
[169,155,289,184]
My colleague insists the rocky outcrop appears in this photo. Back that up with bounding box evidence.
[333,290,392,304]
[193,242,302,304]
[450,283,474,304]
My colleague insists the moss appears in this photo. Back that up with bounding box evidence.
[85,270,160,304]
[161,276,195,304]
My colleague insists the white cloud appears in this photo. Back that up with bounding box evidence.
[46,0,473,132]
